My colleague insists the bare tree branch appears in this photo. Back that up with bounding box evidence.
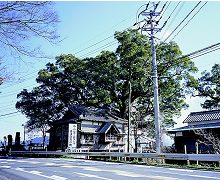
[191,126,220,154]
[0,1,60,84]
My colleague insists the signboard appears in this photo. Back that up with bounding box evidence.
[68,124,77,149]
[176,132,183,137]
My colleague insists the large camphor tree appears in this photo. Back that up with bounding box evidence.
[17,29,198,149]
[195,64,220,109]
[190,64,220,154]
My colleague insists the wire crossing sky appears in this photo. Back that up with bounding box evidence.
[1,1,220,144]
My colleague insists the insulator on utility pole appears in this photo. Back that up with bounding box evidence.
[139,2,162,155]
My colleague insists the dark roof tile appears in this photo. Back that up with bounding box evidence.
[183,110,220,123]
[70,105,127,123]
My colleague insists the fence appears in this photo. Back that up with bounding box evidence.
[9,150,220,164]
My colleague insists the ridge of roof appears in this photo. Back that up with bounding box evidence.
[52,105,126,124]
[183,109,220,123]
[96,122,119,134]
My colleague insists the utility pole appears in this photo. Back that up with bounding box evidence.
[141,2,162,155]
[22,124,25,144]
[127,80,131,153]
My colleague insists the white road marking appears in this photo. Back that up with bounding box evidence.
[188,174,220,179]
[0,166,11,168]
[116,173,142,177]
[152,169,220,180]
[11,159,220,180]
[153,176,178,180]
[103,162,122,165]
[29,171,42,175]
[131,165,220,179]
[60,165,73,168]
[132,164,151,168]
[84,167,104,171]
[44,163,57,165]
[15,167,67,180]
[50,175,67,180]
[169,168,194,172]
[75,172,112,180]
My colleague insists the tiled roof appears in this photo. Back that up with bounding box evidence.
[70,105,127,123]
[183,110,220,123]
[167,122,220,132]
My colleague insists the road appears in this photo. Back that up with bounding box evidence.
[0,157,220,180]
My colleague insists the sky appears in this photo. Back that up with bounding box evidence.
[1,1,220,144]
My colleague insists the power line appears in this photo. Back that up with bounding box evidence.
[74,35,116,56]
[159,1,182,40]
[0,83,38,97]
[170,1,208,42]
[2,42,220,101]
[155,1,170,24]
[164,1,201,42]
[183,42,220,60]
[71,12,137,54]
[0,111,19,117]
[79,41,118,59]
[0,71,39,90]
[0,11,138,90]
[2,48,220,117]
[0,102,17,108]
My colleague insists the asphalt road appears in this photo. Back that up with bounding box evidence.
[0,157,220,180]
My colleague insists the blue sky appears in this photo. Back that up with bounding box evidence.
[0,1,220,144]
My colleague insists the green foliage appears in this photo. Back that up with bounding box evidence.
[196,64,220,109]
[16,86,65,133]
[16,29,198,135]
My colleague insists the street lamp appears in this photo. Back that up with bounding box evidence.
[22,124,25,144]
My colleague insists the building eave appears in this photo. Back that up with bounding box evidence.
[167,122,220,133]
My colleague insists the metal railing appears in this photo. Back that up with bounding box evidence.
[9,150,220,163]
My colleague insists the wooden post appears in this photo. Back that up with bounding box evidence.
[118,149,120,161]
[109,145,111,160]
[184,145,190,165]
[196,142,198,166]
[184,145,187,154]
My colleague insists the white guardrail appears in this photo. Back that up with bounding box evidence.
[9,151,220,162]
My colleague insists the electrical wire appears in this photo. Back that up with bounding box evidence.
[0,111,19,117]
[0,1,217,119]
[0,83,38,97]
[0,9,140,90]
[0,24,135,95]
[159,1,182,40]
[156,1,171,24]
[181,42,220,60]
[163,1,201,42]
[169,1,208,42]
[0,113,22,120]
[190,47,220,60]
[79,41,118,59]
[71,12,137,54]
[0,71,39,90]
